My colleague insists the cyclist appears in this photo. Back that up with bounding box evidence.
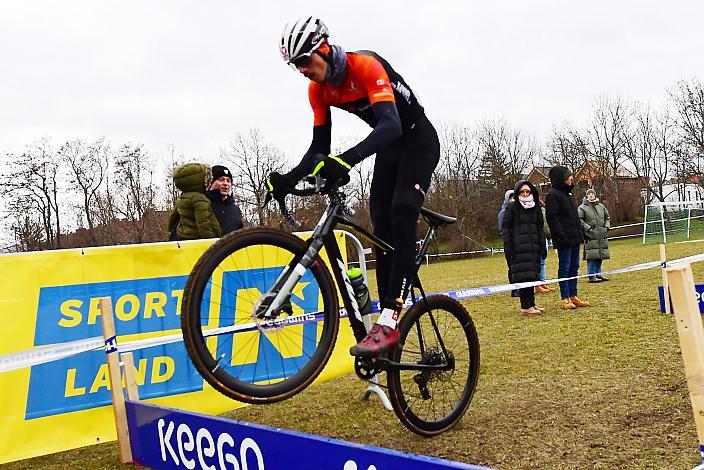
[267,16,440,358]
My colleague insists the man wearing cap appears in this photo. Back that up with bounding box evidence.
[207,165,244,234]
[546,166,590,310]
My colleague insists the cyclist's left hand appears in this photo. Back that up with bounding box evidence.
[311,150,357,186]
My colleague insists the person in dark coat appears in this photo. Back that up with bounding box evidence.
[502,180,547,316]
[578,188,610,282]
[206,165,244,235]
[545,166,590,309]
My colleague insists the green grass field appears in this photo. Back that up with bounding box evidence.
[7,237,704,469]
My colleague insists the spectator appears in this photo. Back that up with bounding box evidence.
[207,165,244,235]
[535,197,554,293]
[578,188,610,283]
[498,190,520,298]
[502,181,547,316]
[167,163,222,240]
[545,166,590,310]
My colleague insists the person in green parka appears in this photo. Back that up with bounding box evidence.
[168,163,222,240]
[578,188,610,283]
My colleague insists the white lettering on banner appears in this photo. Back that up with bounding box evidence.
[159,419,179,464]
[487,286,505,293]
[455,289,483,298]
[196,428,217,470]
[177,423,196,469]
[157,418,263,469]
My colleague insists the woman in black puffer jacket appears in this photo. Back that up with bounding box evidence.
[502,180,547,316]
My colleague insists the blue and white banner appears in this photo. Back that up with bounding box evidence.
[126,400,487,470]
[658,284,704,314]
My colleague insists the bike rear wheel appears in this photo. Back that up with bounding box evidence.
[387,295,480,436]
[181,227,339,404]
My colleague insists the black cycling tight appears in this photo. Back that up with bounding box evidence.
[369,116,440,309]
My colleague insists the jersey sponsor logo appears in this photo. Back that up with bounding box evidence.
[376,79,387,86]
[392,80,412,105]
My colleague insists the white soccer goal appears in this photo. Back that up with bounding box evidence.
[643,200,704,244]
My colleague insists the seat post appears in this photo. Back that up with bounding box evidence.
[415,225,436,266]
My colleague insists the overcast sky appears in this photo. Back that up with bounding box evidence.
[1,0,702,165]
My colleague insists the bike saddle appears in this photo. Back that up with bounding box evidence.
[420,207,456,226]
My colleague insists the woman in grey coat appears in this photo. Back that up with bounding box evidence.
[578,188,610,283]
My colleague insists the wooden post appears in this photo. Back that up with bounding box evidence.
[661,244,672,314]
[99,298,132,464]
[666,264,704,465]
[121,352,140,401]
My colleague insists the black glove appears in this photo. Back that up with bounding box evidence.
[311,149,358,186]
[265,172,295,203]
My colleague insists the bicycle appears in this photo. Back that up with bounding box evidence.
[181,176,480,436]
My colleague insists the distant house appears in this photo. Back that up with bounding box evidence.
[526,166,551,191]
[527,161,649,221]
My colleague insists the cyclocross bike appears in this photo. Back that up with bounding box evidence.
[181,176,480,436]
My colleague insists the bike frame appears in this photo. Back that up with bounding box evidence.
[263,194,453,373]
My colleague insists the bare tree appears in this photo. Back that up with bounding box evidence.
[220,129,287,225]
[1,137,64,249]
[624,104,677,203]
[113,143,157,243]
[59,138,109,245]
[584,95,632,219]
[476,117,534,190]
[546,124,588,172]
[670,78,704,184]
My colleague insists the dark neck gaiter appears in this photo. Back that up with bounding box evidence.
[325,44,348,85]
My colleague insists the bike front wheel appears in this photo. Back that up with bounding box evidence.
[387,295,480,436]
[181,227,339,404]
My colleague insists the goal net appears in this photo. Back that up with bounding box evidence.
[643,200,704,244]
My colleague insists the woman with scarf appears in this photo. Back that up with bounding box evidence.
[267,17,439,357]
[578,188,611,282]
[502,181,547,316]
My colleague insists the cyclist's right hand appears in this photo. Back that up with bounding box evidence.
[265,172,296,204]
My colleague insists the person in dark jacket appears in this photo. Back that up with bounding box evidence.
[578,188,610,282]
[502,180,547,316]
[167,163,222,240]
[207,165,244,234]
[545,166,589,309]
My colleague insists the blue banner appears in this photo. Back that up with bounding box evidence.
[126,400,488,470]
[658,284,704,314]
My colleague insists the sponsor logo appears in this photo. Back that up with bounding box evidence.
[376,79,387,86]
[26,269,322,419]
[158,418,264,469]
[392,80,412,104]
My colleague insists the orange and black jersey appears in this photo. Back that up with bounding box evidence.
[309,50,425,131]
[288,50,426,181]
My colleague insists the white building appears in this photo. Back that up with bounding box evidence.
[642,183,704,205]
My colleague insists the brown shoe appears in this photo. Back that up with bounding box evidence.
[535,285,550,294]
[521,307,542,316]
[570,296,590,307]
[561,298,577,309]
[546,285,556,291]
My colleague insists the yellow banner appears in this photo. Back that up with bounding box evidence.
[0,232,355,464]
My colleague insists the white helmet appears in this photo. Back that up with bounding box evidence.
[280,17,329,67]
